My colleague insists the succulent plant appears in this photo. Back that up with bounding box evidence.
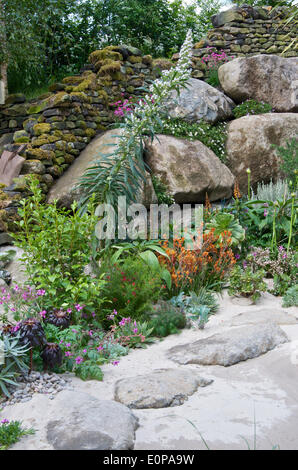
[18,319,46,348]
[18,318,46,373]
[41,343,62,370]
[46,310,71,329]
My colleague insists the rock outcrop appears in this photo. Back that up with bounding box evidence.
[114,369,213,409]
[226,113,298,191]
[167,323,288,367]
[145,134,234,203]
[166,78,235,124]
[218,55,298,112]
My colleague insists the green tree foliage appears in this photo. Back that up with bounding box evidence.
[3,0,222,94]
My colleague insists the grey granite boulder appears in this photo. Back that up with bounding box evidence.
[218,55,298,112]
[46,391,138,450]
[167,323,288,367]
[145,134,234,203]
[166,78,235,124]
[114,369,213,409]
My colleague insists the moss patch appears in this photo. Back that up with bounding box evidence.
[33,123,51,136]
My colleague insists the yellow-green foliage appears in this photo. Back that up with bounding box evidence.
[129,55,142,64]
[152,58,174,70]
[142,55,153,65]
[89,47,122,64]
[33,123,51,136]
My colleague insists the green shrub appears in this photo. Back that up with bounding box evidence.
[232,100,272,119]
[275,138,298,187]
[282,284,298,308]
[159,118,227,162]
[0,420,35,450]
[99,257,163,321]
[151,175,175,205]
[228,265,267,302]
[13,179,106,319]
[205,212,245,246]
[148,301,186,337]
[170,288,219,329]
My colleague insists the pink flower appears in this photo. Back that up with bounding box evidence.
[75,356,84,364]
[112,361,120,366]
[39,310,46,319]
[65,351,72,357]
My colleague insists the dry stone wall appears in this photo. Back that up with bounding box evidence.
[177,5,298,80]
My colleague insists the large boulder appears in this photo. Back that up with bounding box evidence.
[226,113,298,191]
[46,391,138,450]
[47,129,157,208]
[145,134,234,203]
[166,78,235,124]
[218,55,298,112]
[114,369,213,409]
[167,323,288,367]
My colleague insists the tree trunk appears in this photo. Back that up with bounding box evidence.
[0,62,7,104]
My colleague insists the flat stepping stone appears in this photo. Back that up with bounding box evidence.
[114,369,213,409]
[46,391,138,450]
[229,308,298,327]
[167,323,288,367]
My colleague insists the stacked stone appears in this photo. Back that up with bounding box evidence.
[172,4,298,79]
[0,45,155,238]
[0,94,29,141]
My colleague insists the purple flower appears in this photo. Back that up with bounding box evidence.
[112,361,120,366]
[39,310,46,319]
[75,356,84,365]
[235,253,240,260]
[97,345,103,352]
[1,419,9,424]
[264,210,268,217]
[65,351,72,357]
[37,289,46,296]
[75,304,83,312]
[278,246,285,252]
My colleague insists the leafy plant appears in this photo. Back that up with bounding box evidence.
[159,117,227,162]
[151,175,175,205]
[148,301,186,337]
[232,100,272,119]
[275,138,298,187]
[100,257,163,320]
[0,332,30,397]
[0,420,35,450]
[159,232,236,295]
[282,284,298,308]
[13,179,107,318]
[247,246,297,297]
[251,179,290,203]
[205,212,245,246]
[228,265,267,303]
[201,48,231,88]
